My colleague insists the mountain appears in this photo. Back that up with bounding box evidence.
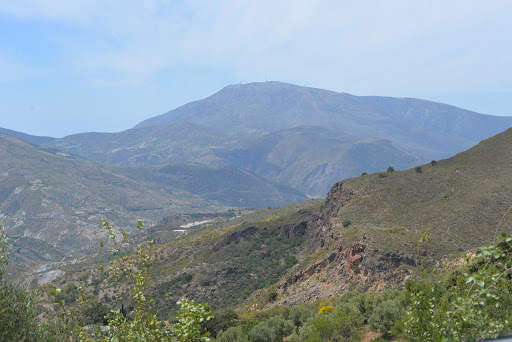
[46,124,421,196]
[35,128,512,312]
[47,122,228,166]
[0,127,56,145]
[135,81,512,159]
[0,134,306,264]
[117,163,307,208]
[0,134,202,259]
[43,82,512,197]
[218,126,420,196]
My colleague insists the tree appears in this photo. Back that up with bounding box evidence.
[387,167,395,172]
[247,315,294,342]
[216,326,249,342]
[404,227,512,341]
[369,299,402,334]
[72,221,215,341]
[0,224,78,341]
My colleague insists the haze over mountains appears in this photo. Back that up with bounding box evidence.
[0,134,305,263]
[135,82,512,158]
[1,81,512,265]
[41,81,512,196]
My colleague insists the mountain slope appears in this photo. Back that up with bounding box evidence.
[46,125,421,197]
[263,127,512,306]
[47,122,227,166]
[218,126,421,196]
[39,128,512,313]
[118,163,307,208]
[136,81,512,159]
[0,127,55,145]
[0,135,307,266]
[0,134,206,259]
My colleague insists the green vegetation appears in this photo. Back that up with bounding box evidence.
[0,222,215,341]
[119,163,307,208]
[333,128,512,254]
[4,211,512,341]
[5,128,512,341]
[404,229,512,341]
[201,227,512,341]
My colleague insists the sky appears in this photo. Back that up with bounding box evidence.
[0,1,511,138]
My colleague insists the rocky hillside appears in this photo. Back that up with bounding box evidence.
[0,134,199,261]
[32,128,512,313]
[254,127,512,308]
[0,134,306,266]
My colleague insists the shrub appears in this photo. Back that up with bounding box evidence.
[248,323,273,342]
[431,160,437,166]
[217,326,249,342]
[49,221,215,342]
[387,166,395,172]
[202,309,239,338]
[342,220,352,228]
[369,299,403,334]
[414,166,423,173]
[0,224,77,341]
[248,315,294,342]
[268,290,278,302]
[84,303,111,325]
[318,305,334,314]
[305,304,363,341]
[289,305,315,328]
[405,230,512,341]
[349,293,378,323]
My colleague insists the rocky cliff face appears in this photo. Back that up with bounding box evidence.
[257,181,415,308]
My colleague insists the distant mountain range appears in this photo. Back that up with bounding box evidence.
[46,123,419,196]
[42,81,512,196]
[0,134,306,263]
[135,81,512,159]
[0,127,55,145]
[2,81,512,263]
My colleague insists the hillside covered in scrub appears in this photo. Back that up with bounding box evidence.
[33,127,512,314]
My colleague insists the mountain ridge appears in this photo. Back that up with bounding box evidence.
[134,81,512,159]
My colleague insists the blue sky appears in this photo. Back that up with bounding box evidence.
[0,1,511,137]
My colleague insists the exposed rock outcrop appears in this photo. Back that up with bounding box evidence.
[257,181,415,308]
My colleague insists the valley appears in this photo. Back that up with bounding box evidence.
[1,82,512,341]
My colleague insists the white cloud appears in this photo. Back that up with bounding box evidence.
[0,0,511,95]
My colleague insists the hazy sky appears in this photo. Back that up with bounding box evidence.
[1,1,511,137]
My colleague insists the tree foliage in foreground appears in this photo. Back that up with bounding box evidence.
[404,216,512,341]
[3,212,512,341]
[0,222,213,341]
